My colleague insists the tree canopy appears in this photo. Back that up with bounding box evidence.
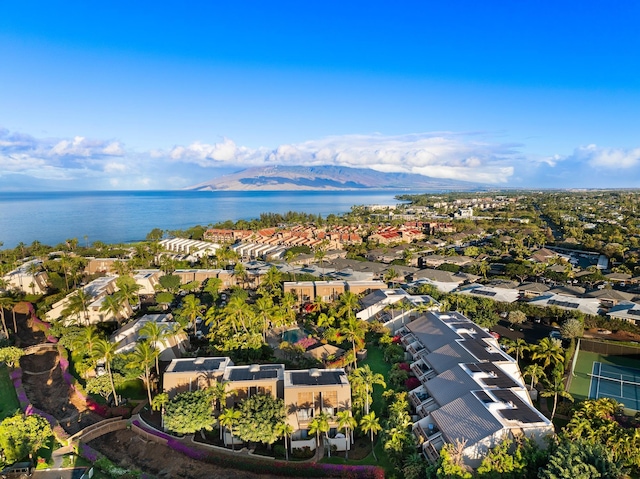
[163,389,216,435]
[234,394,286,446]
[0,413,53,465]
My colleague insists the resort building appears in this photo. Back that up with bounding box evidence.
[45,276,133,325]
[2,259,49,295]
[110,313,188,361]
[162,359,352,452]
[398,311,553,467]
[283,280,386,304]
[163,357,233,397]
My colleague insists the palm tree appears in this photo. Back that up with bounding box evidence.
[151,392,169,430]
[262,266,283,294]
[59,255,73,292]
[128,341,159,405]
[275,421,294,461]
[206,380,231,414]
[203,277,222,304]
[115,277,142,310]
[502,338,529,364]
[139,320,172,373]
[337,291,360,322]
[360,411,382,461]
[340,316,367,369]
[351,365,386,415]
[92,338,121,406]
[0,297,12,338]
[224,294,254,333]
[233,262,248,288]
[531,337,565,370]
[71,325,102,358]
[477,261,490,280]
[308,411,330,455]
[219,407,242,450]
[181,294,203,336]
[99,294,124,323]
[63,289,91,324]
[336,410,357,459]
[254,295,277,341]
[279,292,297,325]
[523,363,546,390]
[540,373,573,420]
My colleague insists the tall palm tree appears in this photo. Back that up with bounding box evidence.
[63,289,91,325]
[531,337,565,370]
[502,338,529,364]
[350,365,386,414]
[203,277,222,304]
[340,316,367,369]
[139,320,172,373]
[275,421,294,461]
[99,294,124,323]
[261,266,282,294]
[128,341,159,405]
[206,380,230,414]
[92,338,121,406]
[336,410,357,459]
[523,363,546,390]
[360,411,382,461]
[219,407,242,450]
[254,295,277,341]
[115,278,142,311]
[337,291,360,322]
[308,411,330,454]
[279,292,297,325]
[181,294,203,336]
[0,297,12,338]
[540,373,573,420]
[224,295,254,333]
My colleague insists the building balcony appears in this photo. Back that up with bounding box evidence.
[407,341,425,357]
[410,359,435,380]
[409,385,431,409]
[400,333,417,347]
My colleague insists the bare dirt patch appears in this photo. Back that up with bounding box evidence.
[20,349,102,435]
[89,430,309,479]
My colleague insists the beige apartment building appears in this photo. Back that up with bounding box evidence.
[162,359,352,452]
[283,280,386,304]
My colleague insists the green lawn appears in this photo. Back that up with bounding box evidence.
[0,364,20,420]
[360,341,393,417]
[322,340,396,474]
[117,379,147,400]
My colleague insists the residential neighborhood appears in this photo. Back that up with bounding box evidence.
[3,190,640,478]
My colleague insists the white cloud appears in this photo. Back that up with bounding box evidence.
[3,126,639,190]
[162,132,521,184]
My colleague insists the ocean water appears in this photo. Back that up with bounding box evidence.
[0,190,407,248]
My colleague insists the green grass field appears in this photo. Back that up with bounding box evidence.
[568,348,640,404]
[0,364,20,420]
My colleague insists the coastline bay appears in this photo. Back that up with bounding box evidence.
[0,190,407,248]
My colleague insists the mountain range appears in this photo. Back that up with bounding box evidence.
[185,165,480,191]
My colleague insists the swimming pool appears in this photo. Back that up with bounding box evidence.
[282,328,312,344]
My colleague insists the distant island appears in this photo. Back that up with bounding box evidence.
[185,165,481,191]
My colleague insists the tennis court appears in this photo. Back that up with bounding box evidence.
[589,362,640,411]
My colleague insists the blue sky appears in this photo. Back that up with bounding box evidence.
[1,1,639,190]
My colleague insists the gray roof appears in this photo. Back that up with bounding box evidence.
[412,268,465,283]
[426,365,480,406]
[431,393,503,445]
[518,282,550,293]
[407,314,461,352]
[424,342,476,374]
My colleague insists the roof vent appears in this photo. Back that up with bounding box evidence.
[249,364,261,373]
[309,368,321,377]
